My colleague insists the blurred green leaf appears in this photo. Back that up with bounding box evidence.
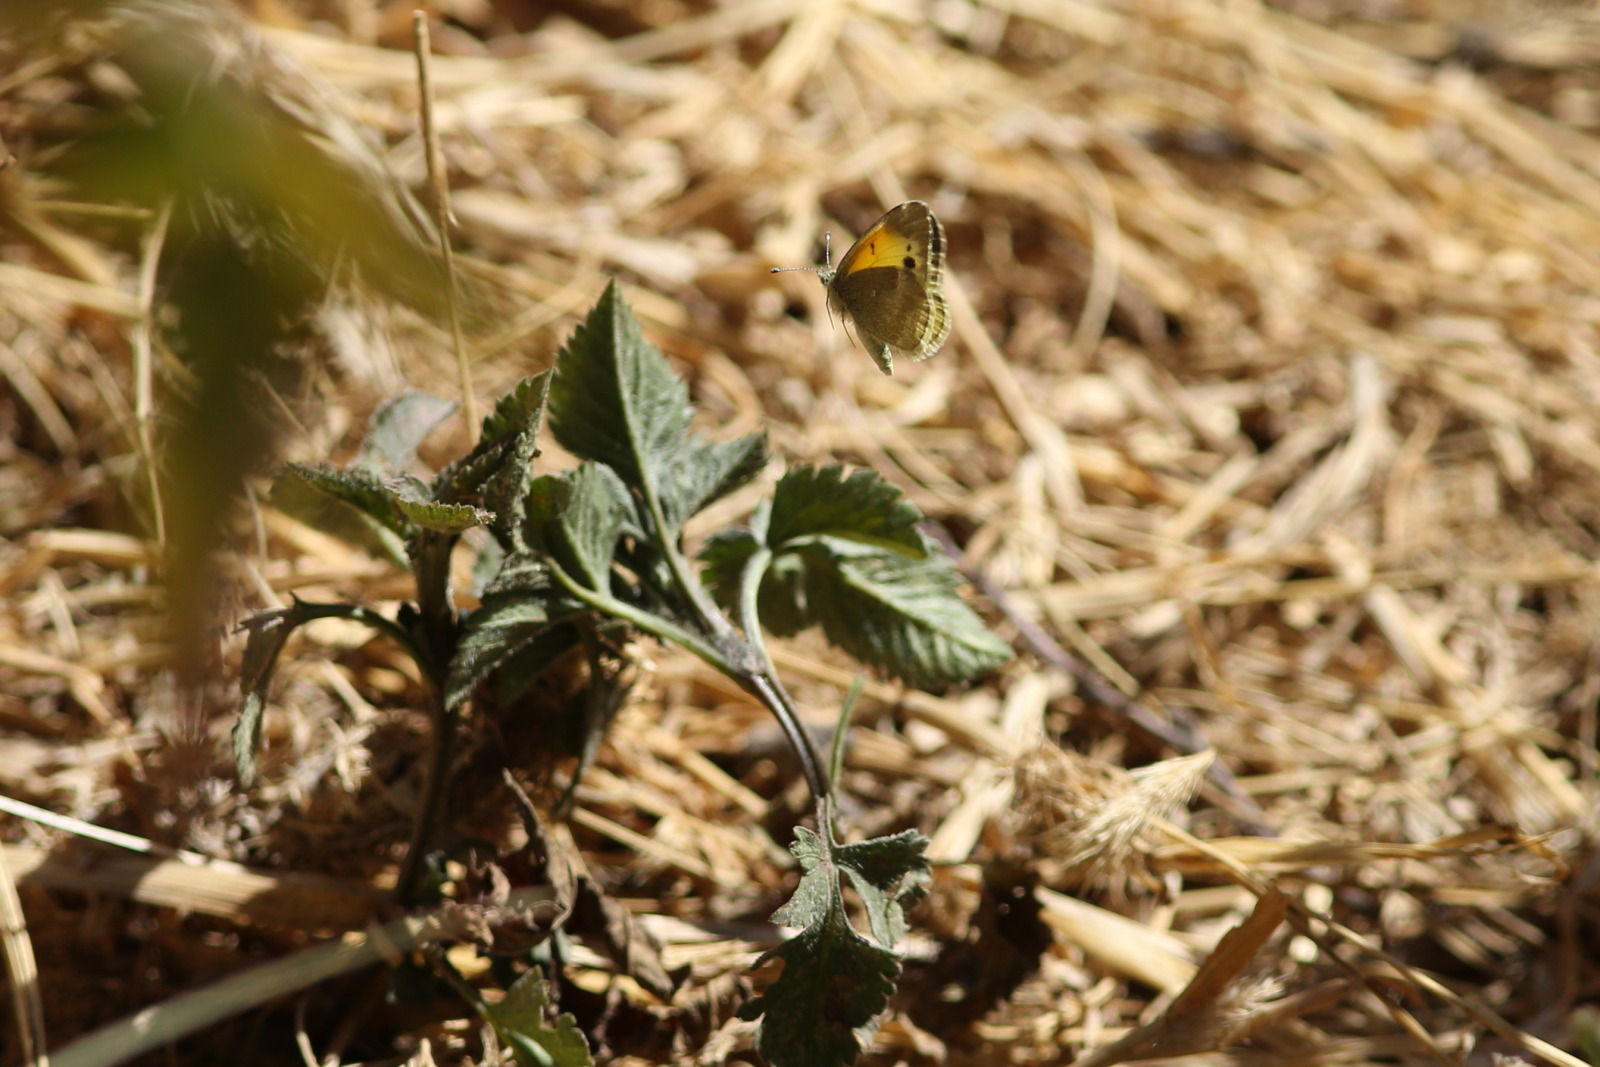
[489,966,593,1067]
[359,391,456,477]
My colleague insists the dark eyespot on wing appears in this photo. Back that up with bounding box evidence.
[903,255,916,269]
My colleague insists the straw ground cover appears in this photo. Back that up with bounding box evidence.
[2,0,1599,1064]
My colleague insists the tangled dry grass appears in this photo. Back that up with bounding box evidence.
[3,0,1600,1064]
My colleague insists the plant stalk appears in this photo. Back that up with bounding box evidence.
[550,553,829,802]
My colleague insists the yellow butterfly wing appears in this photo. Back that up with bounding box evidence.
[825,202,951,375]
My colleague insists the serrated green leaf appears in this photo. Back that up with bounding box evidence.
[271,466,409,564]
[446,594,551,712]
[740,908,899,1067]
[481,371,554,446]
[288,462,411,536]
[490,966,594,1067]
[769,825,834,931]
[390,475,494,533]
[659,431,768,530]
[426,372,552,552]
[768,466,925,556]
[479,372,554,546]
[526,463,630,591]
[547,283,765,538]
[446,552,577,711]
[739,819,929,1067]
[548,281,689,491]
[836,830,930,949]
[359,390,455,476]
[788,537,1011,688]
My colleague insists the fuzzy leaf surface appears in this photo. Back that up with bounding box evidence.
[446,562,552,712]
[788,537,1010,688]
[391,475,494,533]
[767,466,925,556]
[288,462,411,536]
[658,430,768,530]
[476,371,553,545]
[738,822,928,1067]
[835,830,931,948]
[526,463,630,592]
[547,281,686,493]
[548,282,765,536]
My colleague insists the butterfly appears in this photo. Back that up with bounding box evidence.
[772,201,951,375]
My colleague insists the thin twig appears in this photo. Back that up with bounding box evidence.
[133,197,172,546]
[413,10,477,437]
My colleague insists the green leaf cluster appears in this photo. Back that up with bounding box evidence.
[702,466,1011,689]
[235,281,1010,1065]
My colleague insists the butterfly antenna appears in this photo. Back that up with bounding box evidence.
[770,231,832,275]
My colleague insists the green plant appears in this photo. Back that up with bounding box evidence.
[234,281,1011,1067]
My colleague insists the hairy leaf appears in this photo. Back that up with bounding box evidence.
[659,430,768,530]
[742,908,898,1067]
[490,966,593,1067]
[739,821,928,1067]
[391,475,494,533]
[835,831,931,948]
[526,463,631,591]
[288,462,411,536]
[767,466,925,556]
[548,282,766,537]
[547,282,686,491]
[477,371,553,546]
[793,537,1010,688]
[446,553,570,711]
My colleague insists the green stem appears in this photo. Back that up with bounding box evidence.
[640,487,733,640]
[735,546,828,798]
[394,699,453,906]
[547,561,735,674]
[550,557,828,801]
